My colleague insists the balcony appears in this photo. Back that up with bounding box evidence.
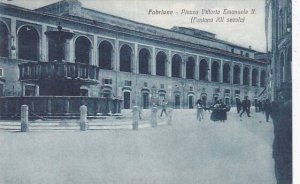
[19,62,100,84]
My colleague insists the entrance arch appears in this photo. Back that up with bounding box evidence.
[211,61,220,82]
[18,25,39,61]
[223,63,230,83]
[199,59,208,80]
[252,69,258,86]
[233,65,241,84]
[0,21,9,57]
[172,54,182,78]
[139,48,150,74]
[243,67,250,85]
[156,51,167,76]
[99,40,113,70]
[186,56,195,79]
[75,36,92,64]
[120,44,132,72]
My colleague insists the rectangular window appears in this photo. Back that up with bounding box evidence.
[144,82,148,87]
[160,84,164,89]
[0,68,3,77]
[0,84,3,96]
[231,48,234,53]
[240,51,243,55]
[225,89,230,94]
[103,78,112,84]
[215,88,220,93]
[235,90,240,94]
[245,53,249,57]
[125,80,132,86]
[190,86,193,91]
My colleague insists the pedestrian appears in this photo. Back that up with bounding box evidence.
[239,96,251,117]
[219,99,227,122]
[160,99,168,117]
[264,99,272,122]
[196,99,204,121]
[236,99,242,114]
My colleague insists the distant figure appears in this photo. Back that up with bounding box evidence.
[218,99,227,122]
[271,86,292,184]
[264,99,272,122]
[160,99,168,117]
[236,99,242,114]
[196,99,204,121]
[239,96,251,117]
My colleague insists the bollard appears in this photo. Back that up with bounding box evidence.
[21,105,29,132]
[167,108,173,126]
[132,106,139,130]
[151,106,158,128]
[80,105,88,131]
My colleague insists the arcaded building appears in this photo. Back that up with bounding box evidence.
[0,0,267,109]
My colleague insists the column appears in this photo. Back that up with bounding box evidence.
[167,50,172,77]
[249,65,253,86]
[10,18,17,59]
[195,56,200,80]
[240,64,244,85]
[208,58,212,81]
[258,67,261,87]
[93,35,98,66]
[41,24,48,62]
[115,39,119,71]
[230,63,234,84]
[220,60,223,83]
[68,38,75,63]
[134,43,138,74]
[182,56,186,79]
[151,46,156,75]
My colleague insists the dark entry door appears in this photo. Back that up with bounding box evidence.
[142,93,149,109]
[124,92,130,109]
[188,96,194,109]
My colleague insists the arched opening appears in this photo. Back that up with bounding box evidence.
[156,51,167,76]
[120,44,132,72]
[280,53,285,83]
[243,67,250,85]
[18,25,39,61]
[186,57,195,79]
[174,94,180,109]
[139,48,150,74]
[252,69,258,86]
[260,70,267,87]
[233,65,241,84]
[75,36,92,64]
[99,40,113,70]
[188,95,194,109]
[172,54,182,78]
[223,63,230,83]
[211,61,220,82]
[199,59,208,80]
[0,21,9,57]
[286,46,292,81]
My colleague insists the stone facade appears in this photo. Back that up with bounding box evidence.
[0,0,268,109]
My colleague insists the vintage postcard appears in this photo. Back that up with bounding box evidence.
[0,0,295,184]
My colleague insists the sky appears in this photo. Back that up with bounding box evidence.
[3,0,267,52]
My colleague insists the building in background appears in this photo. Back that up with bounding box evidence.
[0,0,268,110]
[265,0,292,100]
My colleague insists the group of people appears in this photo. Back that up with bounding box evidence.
[196,99,229,123]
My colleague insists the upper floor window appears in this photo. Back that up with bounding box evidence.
[231,48,234,53]
[0,68,3,77]
[125,80,132,86]
[103,78,112,85]
[245,53,249,57]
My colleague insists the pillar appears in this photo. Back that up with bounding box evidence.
[258,67,261,87]
[115,39,119,71]
[93,35,98,66]
[182,57,186,79]
[167,50,172,77]
[41,24,48,62]
[132,106,139,130]
[208,58,212,81]
[195,56,200,80]
[151,106,158,127]
[21,105,29,132]
[220,60,223,83]
[151,46,156,75]
[68,38,75,63]
[230,63,234,84]
[167,107,173,125]
[240,64,244,85]
[10,18,17,59]
[134,43,138,74]
[80,105,88,131]
[250,65,253,86]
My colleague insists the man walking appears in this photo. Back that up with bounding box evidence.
[239,96,251,117]
[196,99,204,121]
[264,99,272,122]
[160,99,168,117]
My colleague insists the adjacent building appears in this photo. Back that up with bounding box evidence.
[0,0,268,110]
